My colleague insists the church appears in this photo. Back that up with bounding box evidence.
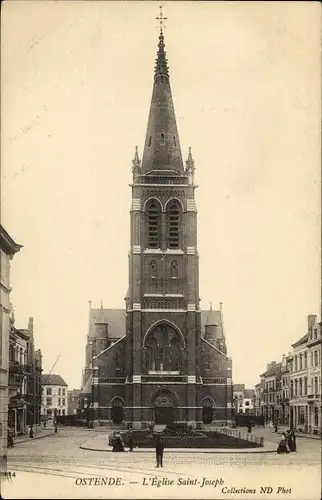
[80,21,233,429]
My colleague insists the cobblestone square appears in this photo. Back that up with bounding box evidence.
[2,428,321,499]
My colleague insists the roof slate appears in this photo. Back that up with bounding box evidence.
[41,374,68,386]
[292,333,309,348]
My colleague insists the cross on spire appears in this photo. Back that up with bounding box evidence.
[155,5,167,31]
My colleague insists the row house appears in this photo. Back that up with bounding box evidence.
[0,225,22,465]
[233,384,255,414]
[289,315,321,434]
[260,361,284,423]
[41,375,68,419]
[8,315,43,436]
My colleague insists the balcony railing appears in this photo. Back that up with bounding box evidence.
[142,374,187,383]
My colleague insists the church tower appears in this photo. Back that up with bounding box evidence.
[125,21,202,428]
[82,11,233,429]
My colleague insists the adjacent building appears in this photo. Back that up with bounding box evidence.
[233,384,255,414]
[41,375,68,419]
[80,26,233,429]
[256,314,321,435]
[289,315,321,433]
[8,316,43,436]
[260,361,282,423]
[67,389,81,416]
[0,226,22,468]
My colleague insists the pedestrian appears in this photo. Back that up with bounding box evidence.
[274,421,278,433]
[54,421,58,433]
[7,429,14,448]
[247,421,252,434]
[43,419,46,429]
[128,430,134,452]
[29,425,34,438]
[112,432,125,452]
[277,433,290,454]
[155,433,165,468]
[287,429,297,452]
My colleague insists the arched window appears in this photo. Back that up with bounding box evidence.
[160,133,165,146]
[304,352,308,369]
[294,356,298,372]
[148,136,152,147]
[146,324,182,373]
[290,380,294,398]
[304,377,308,394]
[146,200,161,248]
[150,260,157,279]
[171,260,178,279]
[166,200,181,249]
[299,354,303,371]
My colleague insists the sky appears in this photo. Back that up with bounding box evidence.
[1,1,321,390]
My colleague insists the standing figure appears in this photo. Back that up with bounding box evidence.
[274,421,278,433]
[247,421,252,434]
[112,432,125,452]
[128,430,134,452]
[155,433,165,468]
[7,429,14,448]
[287,429,297,452]
[54,421,58,433]
[29,425,34,438]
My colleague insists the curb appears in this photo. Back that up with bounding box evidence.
[79,444,276,454]
[276,431,321,441]
[14,432,55,445]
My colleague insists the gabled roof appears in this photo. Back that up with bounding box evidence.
[41,374,67,386]
[292,333,309,348]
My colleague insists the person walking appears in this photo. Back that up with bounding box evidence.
[155,433,165,468]
[247,421,252,434]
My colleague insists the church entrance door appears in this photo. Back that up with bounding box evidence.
[111,398,124,424]
[154,407,175,425]
[151,390,177,425]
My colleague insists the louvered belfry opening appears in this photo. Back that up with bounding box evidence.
[147,200,161,248]
[167,201,180,248]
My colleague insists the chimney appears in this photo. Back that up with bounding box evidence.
[308,315,317,330]
[28,317,34,332]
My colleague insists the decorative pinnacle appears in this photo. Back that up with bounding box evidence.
[154,6,169,78]
[132,145,141,172]
[185,146,195,172]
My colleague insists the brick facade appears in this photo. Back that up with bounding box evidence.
[80,28,233,429]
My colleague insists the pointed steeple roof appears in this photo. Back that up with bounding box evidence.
[141,28,184,175]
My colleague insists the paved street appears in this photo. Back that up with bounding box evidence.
[2,428,321,499]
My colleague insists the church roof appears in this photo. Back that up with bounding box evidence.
[88,308,223,340]
[141,28,184,175]
[89,309,125,339]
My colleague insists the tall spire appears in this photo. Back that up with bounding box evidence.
[141,8,184,176]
